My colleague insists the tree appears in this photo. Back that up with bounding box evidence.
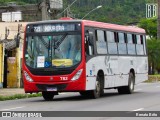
[147,38,160,74]
[157,0,160,39]
[139,18,160,74]
[139,18,157,39]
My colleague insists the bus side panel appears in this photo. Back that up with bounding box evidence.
[115,56,136,87]
[86,55,148,90]
[86,56,118,90]
[86,56,107,90]
[117,56,148,86]
[86,57,97,90]
[135,56,148,84]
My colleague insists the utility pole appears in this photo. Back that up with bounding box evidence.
[157,0,160,39]
[40,0,50,20]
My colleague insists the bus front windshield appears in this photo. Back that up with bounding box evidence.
[25,34,81,69]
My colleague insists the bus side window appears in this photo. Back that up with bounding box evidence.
[127,33,136,55]
[143,35,147,55]
[106,31,118,54]
[136,35,144,55]
[118,32,127,55]
[96,30,107,54]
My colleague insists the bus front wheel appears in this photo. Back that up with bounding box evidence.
[90,76,101,99]
[42,91,55,101]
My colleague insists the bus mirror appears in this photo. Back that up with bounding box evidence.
[89,46,93,55]
[88,36,94,46]
[85,30,94,46]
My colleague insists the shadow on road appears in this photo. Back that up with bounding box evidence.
[53,92,120,101]
[30,90,144,102]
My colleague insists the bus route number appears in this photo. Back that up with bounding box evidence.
[60,77,68,81]
[34,26,41,32]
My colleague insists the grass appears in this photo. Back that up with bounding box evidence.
[0,93,42,101]
[145,75,160,83]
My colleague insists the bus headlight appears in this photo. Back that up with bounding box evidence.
[71,69,83,81]
[24,71,33,82]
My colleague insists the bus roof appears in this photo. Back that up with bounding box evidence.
[82,20,145,34]
[27,18,145,34]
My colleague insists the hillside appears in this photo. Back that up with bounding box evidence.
[0,0,156,24]
[66,0,156,24]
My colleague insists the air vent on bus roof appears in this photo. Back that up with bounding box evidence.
[59,17,73,20]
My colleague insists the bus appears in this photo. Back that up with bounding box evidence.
[23,17,148,100]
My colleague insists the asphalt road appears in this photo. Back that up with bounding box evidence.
[0,82,160,120]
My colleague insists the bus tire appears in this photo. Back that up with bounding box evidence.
[42,91,55,101]
[79,91,89,96]
[118,72,135,94]
[90,76,101,99]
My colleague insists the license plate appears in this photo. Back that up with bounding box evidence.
[47,87,57,91]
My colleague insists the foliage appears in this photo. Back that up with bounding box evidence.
[139,18,157,38]
[147,38,160,73]
[146,38,160,74]
[138,17,160,75]
[64,0,152,24]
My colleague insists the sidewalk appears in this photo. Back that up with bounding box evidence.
[0,88,25,97]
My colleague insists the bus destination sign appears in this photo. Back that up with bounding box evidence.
[27,23,81,33]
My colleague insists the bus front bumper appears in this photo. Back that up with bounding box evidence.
[24,80,85,93]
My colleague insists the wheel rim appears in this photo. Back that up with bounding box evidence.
[130,79,134,90]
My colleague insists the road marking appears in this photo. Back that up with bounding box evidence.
[132,108,144,111]
[1,106,25,111]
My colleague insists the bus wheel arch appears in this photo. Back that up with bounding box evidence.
[87,69,105,99]
[79,70,105,98]
[118,68,135,94]
[130,68,135,79]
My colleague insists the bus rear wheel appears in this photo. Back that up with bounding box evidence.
[118,72,135,94]
[42,91,55,101]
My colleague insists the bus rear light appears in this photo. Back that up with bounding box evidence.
[24,71,33,82]
[71,69,83,81]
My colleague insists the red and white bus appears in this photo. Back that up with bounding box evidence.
[23,18,148,100]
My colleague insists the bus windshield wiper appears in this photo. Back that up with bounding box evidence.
[39,36,49,48]
[54,33,68,49]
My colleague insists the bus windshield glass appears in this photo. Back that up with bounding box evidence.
[25,34,81,69]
